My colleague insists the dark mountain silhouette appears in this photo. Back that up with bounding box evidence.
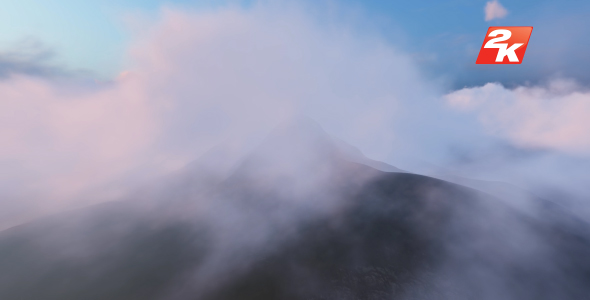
[0,118,589,300]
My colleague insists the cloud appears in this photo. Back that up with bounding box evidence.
[445,79,590,156]
[0,4,433,229]
[1,1,589,231]
[485,0,508,21]
[2,5,590,298]
[0,38,81,79]
[0,74,156,228]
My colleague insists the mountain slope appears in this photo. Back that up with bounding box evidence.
[0,120,589,300]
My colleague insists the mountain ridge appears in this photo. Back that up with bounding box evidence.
[1,118,589,300]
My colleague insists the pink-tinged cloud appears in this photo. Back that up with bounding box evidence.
[0,5,431,229]
[0,74,156,227]
[445,80,590,156]
[485,0,508,21]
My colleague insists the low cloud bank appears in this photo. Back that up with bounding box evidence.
[442,80,590,214]
[446,79,590,156]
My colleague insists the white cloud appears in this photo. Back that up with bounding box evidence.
[485,0,508,21]
[445,79,590,156]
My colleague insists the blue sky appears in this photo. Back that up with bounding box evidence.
[1,0,589,87]
[0,0,241,77]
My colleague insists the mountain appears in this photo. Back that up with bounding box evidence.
[0,118,589,300]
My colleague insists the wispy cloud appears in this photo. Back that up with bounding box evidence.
[0,38,86,79]
[485,0,508,21]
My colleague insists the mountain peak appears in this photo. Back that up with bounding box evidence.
[265,116,403,172]
[225,116,402,185]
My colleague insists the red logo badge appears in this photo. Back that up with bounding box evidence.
[476,26,533,64]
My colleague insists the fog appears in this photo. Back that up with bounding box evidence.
[0,2,589,298]
[0,3,435,229]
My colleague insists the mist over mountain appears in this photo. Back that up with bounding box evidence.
[0,119,589,300]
